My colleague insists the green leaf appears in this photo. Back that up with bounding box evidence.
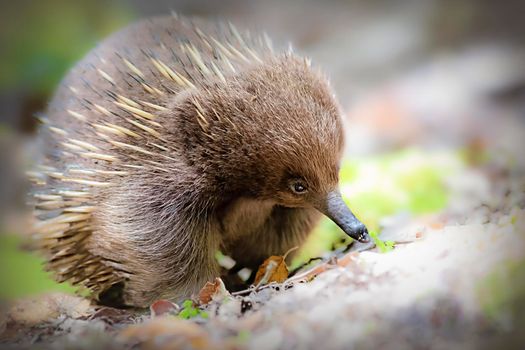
[178,299,208,320]
[369,232,395,253]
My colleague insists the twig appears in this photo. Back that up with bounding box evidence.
[288,257,323,277]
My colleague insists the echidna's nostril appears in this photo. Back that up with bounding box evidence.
[354,224,370,243]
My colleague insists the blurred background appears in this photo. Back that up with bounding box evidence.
[0,0,524,302]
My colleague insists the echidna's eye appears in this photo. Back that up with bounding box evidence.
[290,180,308,194]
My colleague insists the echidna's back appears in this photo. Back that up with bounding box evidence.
[30,15,274,297]
[43,15,271,163]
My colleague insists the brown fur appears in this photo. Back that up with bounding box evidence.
[30,15,347,307]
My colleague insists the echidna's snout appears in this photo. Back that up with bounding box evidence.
[316,191,370,243]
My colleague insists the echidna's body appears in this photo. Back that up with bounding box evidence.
[30,15,369,307]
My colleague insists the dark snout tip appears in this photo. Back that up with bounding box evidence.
[352,224,370,243]
[316,190,371,244]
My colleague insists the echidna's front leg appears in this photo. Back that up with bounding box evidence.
[89,178,221,307]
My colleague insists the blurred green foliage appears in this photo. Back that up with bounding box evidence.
[0,234,75,299]
[0,1,135,93]
[477,259,525,328]
[341,149,454,224]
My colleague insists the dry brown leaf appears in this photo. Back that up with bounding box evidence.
[254,256,289,285]
[150,299,179,318]
[198,277,230,305]
[119,316,214,350]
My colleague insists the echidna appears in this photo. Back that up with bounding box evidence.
[29,15,369,307]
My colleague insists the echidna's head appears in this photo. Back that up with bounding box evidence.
[174,54,369,242]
